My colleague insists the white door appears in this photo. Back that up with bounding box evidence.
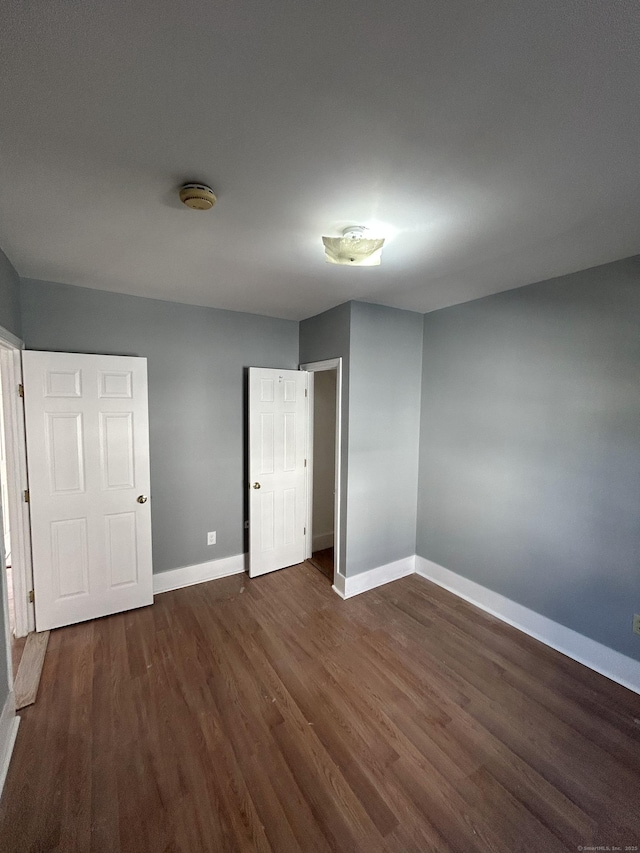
[249,367,308,577]
[22,351,153,631]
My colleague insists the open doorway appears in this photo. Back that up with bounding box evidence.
[301,358,342,587]
[309,369,336,581]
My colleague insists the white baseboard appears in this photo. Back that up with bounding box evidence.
[150,549,640,695]
[312,531,334,551]
[332,571,346,599]
[342,556,415,599]
[415,556,640,695]
[0,691,19,798]
[153,554,246,595]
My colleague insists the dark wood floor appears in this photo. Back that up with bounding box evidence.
[1,562,639,852]
[310,547,334,582]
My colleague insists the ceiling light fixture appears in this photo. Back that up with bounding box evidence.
[179,183,217,210]
[322,226,385,266]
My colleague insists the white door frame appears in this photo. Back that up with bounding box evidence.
[0,327,34,639]
[299,358,343,581]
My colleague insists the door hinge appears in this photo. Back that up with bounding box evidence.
[304,458,307,467]
[23,489,30,503]
[305,388,308,397]
[303,527,306,535]
[28,590,34,604]
[18,383,24,398]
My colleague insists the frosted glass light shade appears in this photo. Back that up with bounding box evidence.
[322,231,385,266]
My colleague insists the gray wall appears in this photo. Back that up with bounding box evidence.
[21,279,298,574]
[0,248,21,340]
[300,302,351,576]
[300,301,424,578]
[417,256,640,660]
[0,247,20,709]
[347,302,423,576]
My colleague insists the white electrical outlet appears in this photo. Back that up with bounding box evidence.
[207,531,216,546]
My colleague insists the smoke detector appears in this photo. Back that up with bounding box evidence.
[179,183,217,211]
[322,226,385,266]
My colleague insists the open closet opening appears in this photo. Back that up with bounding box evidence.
[309,368,336,583]
[301,357,342,588]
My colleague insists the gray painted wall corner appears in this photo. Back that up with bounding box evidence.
[0,247,21,340]
[346,301,424,577]
[300,302,352,577]
[301,300,424,579]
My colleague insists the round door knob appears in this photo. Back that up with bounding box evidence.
[137,495,148,504]
[252,482,261,489]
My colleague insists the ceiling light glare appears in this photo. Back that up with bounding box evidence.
[322,226,385,266]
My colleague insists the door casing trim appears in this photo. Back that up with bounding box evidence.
[0,329,34,647]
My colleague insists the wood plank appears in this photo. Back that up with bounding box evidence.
[1,562,639,852]
[13,629,49,709]
[309,547,334,581]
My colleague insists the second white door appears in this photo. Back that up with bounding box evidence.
[248,367,308,577]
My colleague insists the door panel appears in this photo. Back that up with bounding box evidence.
[51,517,89,598]
[23,351,153,630]
[46,412,85,492]
[105,511,138,587]
[249,367,307,577]
[99,412,135,489]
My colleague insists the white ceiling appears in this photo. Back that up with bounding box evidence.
[1,1,640,320]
